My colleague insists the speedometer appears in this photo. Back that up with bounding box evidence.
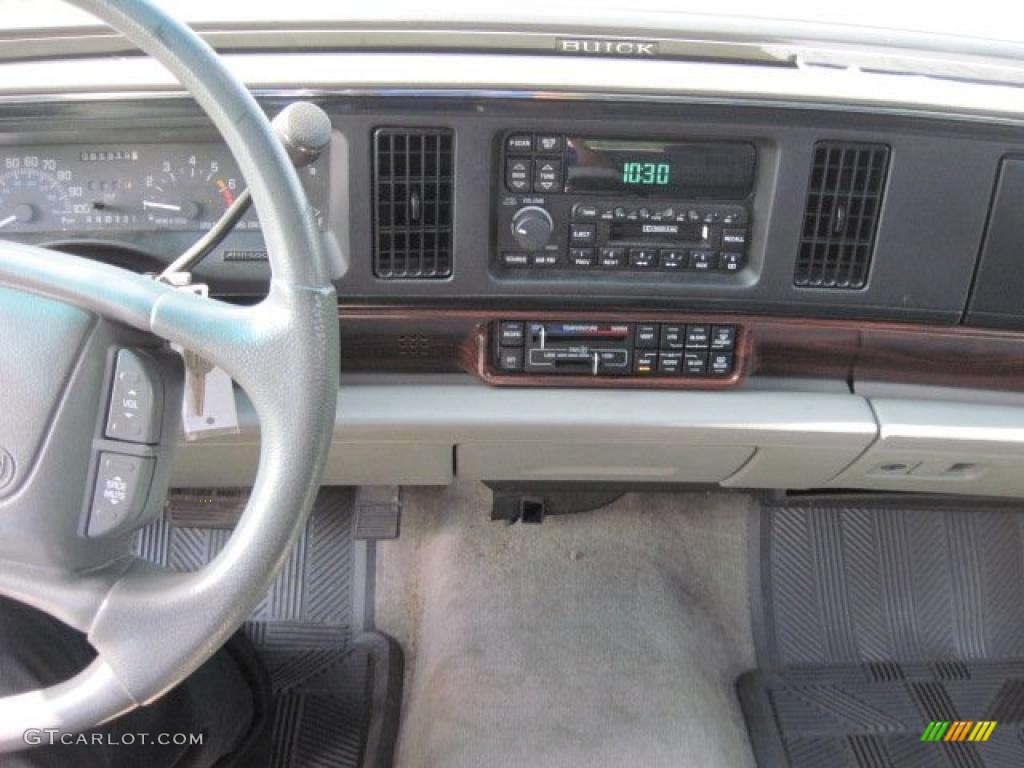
[0,154,82,233]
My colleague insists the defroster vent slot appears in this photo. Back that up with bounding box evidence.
[373,127,454,279]
[794,141,890,289]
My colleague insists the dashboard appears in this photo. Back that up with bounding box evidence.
[5,30,1024,496]
[4,92,1024,390]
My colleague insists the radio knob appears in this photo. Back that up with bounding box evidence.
[510,206,554,251]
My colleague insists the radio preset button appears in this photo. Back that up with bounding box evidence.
[569,247,596,267]
[721,252,745,272]
[660,324,685,350]
[629,248,658,268]
[685,325,711,348]
[613,206,627,220]
[506,134,533,153]
[505,157,531,192]
[684,351,709,376]
[569,247,596,266]
[636,324,659,348]
[569,223,597,245]
[598,247,626,268]
[660,250,687,270]
[658,352,683,374]
[501,251,530,267]
[690,250,719,271]
[533,158,562,193]
[535,134,564,153]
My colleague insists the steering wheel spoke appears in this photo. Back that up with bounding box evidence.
[0,239,174,332]
[0,556,136,635]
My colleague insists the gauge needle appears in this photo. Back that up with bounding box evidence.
[0,215,16,229]
[143,200,182,212]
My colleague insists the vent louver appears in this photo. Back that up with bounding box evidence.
[794,141,890,289]
[373,127,453,279]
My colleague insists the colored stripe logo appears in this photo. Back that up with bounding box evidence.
[920,721,997,742]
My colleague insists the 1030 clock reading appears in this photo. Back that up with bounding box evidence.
[621,161,671,186]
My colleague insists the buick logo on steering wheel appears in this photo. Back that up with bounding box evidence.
[0,448,15,492]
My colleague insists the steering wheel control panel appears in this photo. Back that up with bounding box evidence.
[496,132,754,277]
[84,345,183,539]
[492,320,739,380]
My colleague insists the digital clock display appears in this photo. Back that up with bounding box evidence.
[621,161,671,186]
[565,137,756,199]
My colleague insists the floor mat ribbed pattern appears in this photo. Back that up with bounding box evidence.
[741,662,1024,768]
[133,488,372,768]
[741,502,1024,768]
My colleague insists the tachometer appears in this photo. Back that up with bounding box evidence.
[142,153,251,231]
[0,154,82,233]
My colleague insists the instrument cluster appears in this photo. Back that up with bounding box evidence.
[0,143,328,235]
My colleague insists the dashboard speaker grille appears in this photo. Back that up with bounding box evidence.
[373,127,453,279]
[795,141,890,289]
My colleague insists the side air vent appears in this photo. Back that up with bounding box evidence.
[794,141,890,289]
[373,127,453,279]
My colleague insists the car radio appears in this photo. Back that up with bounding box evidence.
[496,133,755,275]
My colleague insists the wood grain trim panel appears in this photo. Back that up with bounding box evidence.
[338,306,1024,392]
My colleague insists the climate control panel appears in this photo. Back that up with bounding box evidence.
[492,320,739,379]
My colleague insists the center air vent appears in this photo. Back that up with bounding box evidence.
[794,141,890,289]
[373,127,453,279]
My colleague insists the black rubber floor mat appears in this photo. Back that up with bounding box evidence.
[743,502,1024,767]
[753,503,1024,667]
[134,488,401,768]
[739,662,1024,768]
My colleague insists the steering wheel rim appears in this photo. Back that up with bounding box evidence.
[0,0,338,751]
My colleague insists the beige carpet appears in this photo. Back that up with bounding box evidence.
[376,480,758,768]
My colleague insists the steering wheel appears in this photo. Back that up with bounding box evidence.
[0,0,338,750]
